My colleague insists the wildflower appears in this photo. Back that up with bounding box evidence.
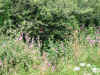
[18,36,22,40]
[92,68,97,73]
[80,24,84,30]
[0,60,2,66]
[73,67,80,71]
[86,64,91,67]
[52,66,56,72]
[92,68,100,73]
[18,32,23,40]
[90,40,95,43]
[48,63,51,67]
[89,40,96,45]
[80,63,86,67]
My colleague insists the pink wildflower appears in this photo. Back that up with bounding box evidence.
[48,63,51,67]
[0,60,2,66]
[18,32,23,40]
[18,36,23,40]
[89,40,96,45]
[52,66,56,72]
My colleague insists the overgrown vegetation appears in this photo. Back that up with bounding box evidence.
[1,0,100,38]
[0,0,100,75]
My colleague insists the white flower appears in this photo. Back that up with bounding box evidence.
[80,63,86,67]
[73,67,80,71]
[92,68,97,73]
[92,68,100,73]
[87,64,91,67]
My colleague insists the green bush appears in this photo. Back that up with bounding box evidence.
[1,0,100,40]
[5,0,70,41]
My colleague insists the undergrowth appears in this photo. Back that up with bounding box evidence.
[0,30,100,75]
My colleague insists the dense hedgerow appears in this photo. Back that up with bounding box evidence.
[0,0,100,40]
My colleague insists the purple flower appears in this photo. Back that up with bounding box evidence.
[48,63,51,67]
[80,24,84,30]
[89,40,96,45]
[18,33,23,40]
[18,36,23,40]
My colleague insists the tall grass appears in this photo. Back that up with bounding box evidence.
[0,29,100,75]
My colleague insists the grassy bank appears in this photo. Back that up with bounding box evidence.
[0,30,100,75]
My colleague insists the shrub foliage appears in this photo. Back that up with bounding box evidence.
[0,0,100,40]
